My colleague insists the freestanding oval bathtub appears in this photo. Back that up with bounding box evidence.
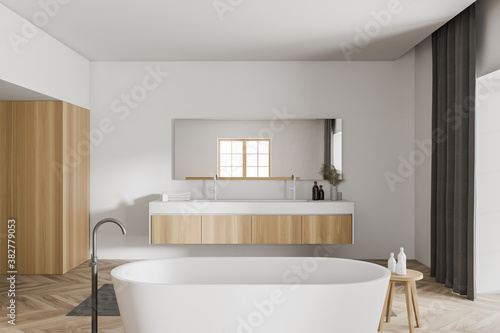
[111,257,390,333]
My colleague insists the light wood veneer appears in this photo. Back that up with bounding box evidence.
[62,102,90,273]
[252,215,301,244]
[151,214,353,244]
[302,215,352,244]
[151,215,202,244]
[202,215,251,244]
[0,101,90,275]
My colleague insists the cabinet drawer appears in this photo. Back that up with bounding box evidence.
[202,215,251,244]
[252,215,302,244]
[151,215,201,244]
[302,215,352,244]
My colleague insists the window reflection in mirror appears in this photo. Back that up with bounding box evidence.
[218,139,271,178]
[174,119,341,180]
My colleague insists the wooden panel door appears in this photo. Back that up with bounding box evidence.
[202,215,251,244]
[0,102,12,274]
[252,215,302,244]
[1,102,64,274]
[302,215,352,244]
[61,102,90,273]
[151,215,202,244]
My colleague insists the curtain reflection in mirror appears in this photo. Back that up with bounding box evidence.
[324,119,342,174]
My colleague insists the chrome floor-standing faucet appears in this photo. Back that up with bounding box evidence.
[90,218,127,333]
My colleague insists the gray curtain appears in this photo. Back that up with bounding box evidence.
[324,119,335,165]
[431,4,476,300]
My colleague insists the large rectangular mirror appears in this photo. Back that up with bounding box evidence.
[174,118,342,180]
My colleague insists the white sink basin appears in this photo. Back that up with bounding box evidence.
[193,199,308,203]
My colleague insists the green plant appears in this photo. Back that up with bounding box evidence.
[319,163,344,187]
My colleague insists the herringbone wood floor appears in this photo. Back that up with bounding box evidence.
[0,260,128,332]
[1,260,499,332]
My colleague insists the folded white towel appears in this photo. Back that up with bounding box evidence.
[162,192,191,201]
[166,197,191,201]
[167,192,191,197]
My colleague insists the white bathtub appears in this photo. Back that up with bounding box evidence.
[111,257,390,333]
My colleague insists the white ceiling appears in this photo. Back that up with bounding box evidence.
[0,0,475,61]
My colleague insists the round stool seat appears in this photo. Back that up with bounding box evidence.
[390,269,423,282]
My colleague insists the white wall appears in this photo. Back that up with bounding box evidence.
[90,56,416,260]
[0,4,89,109]
[476,70,500,293]
[477,0,500,77]
[414,37,432,267]
[174,119,324,180]
[475,0,500,294]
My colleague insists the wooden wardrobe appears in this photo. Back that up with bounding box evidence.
[0,101,90,274]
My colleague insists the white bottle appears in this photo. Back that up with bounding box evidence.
[388,253,396,273]
[396,247,407,275]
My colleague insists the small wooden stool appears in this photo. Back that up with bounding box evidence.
[378,269,423,333]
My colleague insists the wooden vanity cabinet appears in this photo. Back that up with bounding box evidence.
[151,215,202,244]
[202,215,251,244]
[150,214,353,245]
[302,215,352,244]
[252,215,301,244]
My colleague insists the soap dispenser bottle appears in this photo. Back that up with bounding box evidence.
[388,253,396,273]
[319,185,324,200]
[312,181,319,200]
[396,247,407,275]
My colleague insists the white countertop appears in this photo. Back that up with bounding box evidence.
[149,199,354,215]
